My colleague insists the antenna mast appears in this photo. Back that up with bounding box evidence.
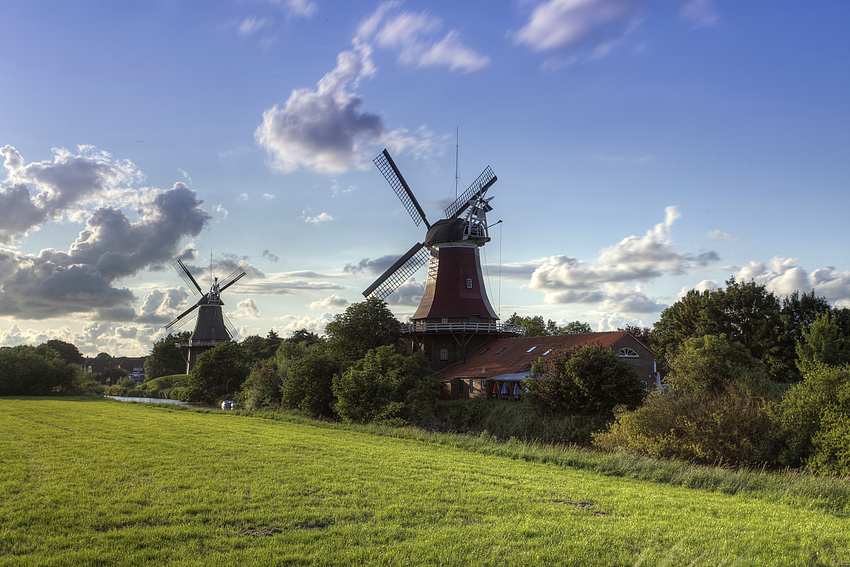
[454,127,459,200]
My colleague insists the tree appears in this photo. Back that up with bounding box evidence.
[618,325,651,347]
[333,346,438,425]
[526,345,645,416]
[794,313,850,375]
[185,342,251,404]
[667,335,768,394]
[96,352,112,360]
[779,364,850,473]
[651,279,789,380]
[237,363,282,410]
[561,321,593,334]
[0,345,81,396]
[279,344,340,418]
[241,330,282,366]
[324,298,401,364]
[275,329,324,364]
[145,332,190,379]
[45,340,84,366]
[101,366,129,384]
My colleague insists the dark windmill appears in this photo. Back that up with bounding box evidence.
[166,259,246,373]
[363,149,524,379]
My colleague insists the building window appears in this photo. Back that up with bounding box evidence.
[442,317,448,324]
[470,380,476,392]
[495,347,508,354]
[466,278,473,288]
[618,348,639,358]
[440,348,449,361]
[526,345,538,353]
[542,348,554,356]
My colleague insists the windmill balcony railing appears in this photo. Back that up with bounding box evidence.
[175,339,231,349]
[400,322,526,336]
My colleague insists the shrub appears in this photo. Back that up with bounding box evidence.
[779,364,850,474]
[280,344,340,419]
[332,346,438,426]
[593,382,780,465]
[525,345,645,417]
[237,363,282,411]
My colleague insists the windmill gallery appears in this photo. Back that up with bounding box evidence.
[166,150,659,395]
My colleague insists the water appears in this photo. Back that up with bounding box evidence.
[104,396,190,406]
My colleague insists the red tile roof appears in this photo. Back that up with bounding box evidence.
[436,332,633,381]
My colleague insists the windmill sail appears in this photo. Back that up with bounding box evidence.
[174,259,203,294]
[444,166,497,220]
[374,150,430,229]
[363,242,429,300]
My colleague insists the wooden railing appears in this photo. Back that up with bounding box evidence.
[400,322,526,335]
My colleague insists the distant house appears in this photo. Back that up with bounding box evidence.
[86,357,147,384]
[434,331,659,400]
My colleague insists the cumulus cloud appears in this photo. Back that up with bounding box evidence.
[230,298,261,319]
[513,0,643,58]
[255,47,383,173]
[0,145,142,244]
[238,272,346,295]
[0,146,212,320]
[528,207,718,312]
[707,230,741,241]
[309,294,350,310]
[276,313,335,337]
[255,2,484,174]
[735,257,850,307]
[302,211,333,224]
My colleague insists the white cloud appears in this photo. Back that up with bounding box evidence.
[735,257,850,306]
[0,148,211,321]
[239,16,272,36]
[357,2,488,74]
[302,211,333,224]
[282,0,317,19]
[255,47,384,173]
[230,298,261,319]
[527,206,718,312]
[309,294,350,310]
[707,230,741,241]
[680,0,718,28]
[513,0,642,56]
[276,313,334,337]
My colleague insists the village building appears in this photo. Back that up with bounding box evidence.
[434,331,660,400]
[85,356,147,384]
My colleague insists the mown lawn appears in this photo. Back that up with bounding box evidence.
[1,397,848,566]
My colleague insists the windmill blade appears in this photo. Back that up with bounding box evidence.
[373,149,430,229]
[165,301,200,331]
[219,267,246,292]
[173,259,202,295]
[362,242,429,300]
[444,166,497,220]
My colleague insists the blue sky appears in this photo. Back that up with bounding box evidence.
[2,0,849,357]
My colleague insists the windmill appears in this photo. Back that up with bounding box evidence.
[363,149,522,372]
[167,259,246,373]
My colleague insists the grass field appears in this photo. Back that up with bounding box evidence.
[1,397,848,566]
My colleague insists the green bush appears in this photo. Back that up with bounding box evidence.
[280,344,340,419]
[332,346,438,426]
[593,382,780,465]
[525,344,645,417]
[237,363,282,411]
[779,364,850,474]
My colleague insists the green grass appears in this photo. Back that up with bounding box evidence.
[1,397,849,566]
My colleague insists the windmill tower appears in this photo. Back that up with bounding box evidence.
[166,259,246,373]
[363,149,524,375]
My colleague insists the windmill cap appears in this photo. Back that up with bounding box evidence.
[424,218,465,244]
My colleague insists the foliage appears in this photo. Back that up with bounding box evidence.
[618,325,651,346]
[779,364,850,473]
[323,298,401,364]
[525,345,645,416]
[144,331,190,379]
[44,340,84,366]
[275,328,323,363]
[101,366,129,383]
[236,363,282,411]
[794,312,850,375]
[666,334,767,394]
[505,313,593,336]
[279,343,341,418]
[0,345,83,396]
[651,278,808,380]
[240,330,282,366]
[95,352,112,360]
[185,341,251,404]
[332,346,438,426]
[593,383,780,465]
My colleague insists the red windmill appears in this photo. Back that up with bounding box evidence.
[363,150,523,374]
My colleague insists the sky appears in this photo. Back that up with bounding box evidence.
[2,0,850,357]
